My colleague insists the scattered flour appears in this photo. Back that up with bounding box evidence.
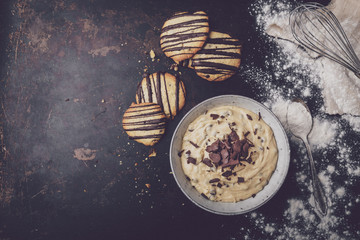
[240,0,360,239]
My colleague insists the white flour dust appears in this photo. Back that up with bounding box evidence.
[238,0,360,239]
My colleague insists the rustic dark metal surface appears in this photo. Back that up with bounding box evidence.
[0,0,359,239]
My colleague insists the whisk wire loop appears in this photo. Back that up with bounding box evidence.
[290,2,360,78]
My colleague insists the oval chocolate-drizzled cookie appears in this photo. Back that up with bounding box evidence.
[135,72,186,119]
[160,11,209,63]
[191,31,242,82]
[122,103,166,146]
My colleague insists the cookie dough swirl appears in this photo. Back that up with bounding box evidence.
[160,11,209,63]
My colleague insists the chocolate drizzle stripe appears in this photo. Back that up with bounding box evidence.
[161,27,208,41]
[124,124,166,131]
[163,73,173,119]
[145,74,153,103]
[166,12,208,21]
[175,76,179,114]
[155,72,163,109]
[206,38,242,45]
[126,106,160,113]
[128,103,157,108]
[122,118,167,125]
[123,110,164,119]
[162,44,207,54]
[129,134,163,140]
[161,18,209,33]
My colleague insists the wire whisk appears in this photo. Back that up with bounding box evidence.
[290,2,360,78]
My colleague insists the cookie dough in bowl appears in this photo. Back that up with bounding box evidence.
[169,95,290,215]
[181,106,278,202]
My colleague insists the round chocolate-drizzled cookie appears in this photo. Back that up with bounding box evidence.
[191,31,242,82]
[122,102,166,146]
[135,72,186,119]
[160,11,209,63]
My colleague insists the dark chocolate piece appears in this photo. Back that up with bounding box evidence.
[201,193,209,200]
[189,141,199,148]
[209,178,220,183]
[209,152,221,163]
[178,150,184,157]
[221,171,232,178]
[229,130,239,142]
[210,114,220,120]
[237,177,244,183]
[206,139,220,152]
[246,114,253,120]
[202,158,213,167]
[187,157,196,165]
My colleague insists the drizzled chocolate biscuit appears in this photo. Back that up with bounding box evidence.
[135,72,186,119]
[191,31,242,82]
[160,11,209,63]
[122,102,166,146]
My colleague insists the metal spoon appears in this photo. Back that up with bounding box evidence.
[287,99,328,216]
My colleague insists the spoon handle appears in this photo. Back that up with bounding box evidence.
[303,138,328,216]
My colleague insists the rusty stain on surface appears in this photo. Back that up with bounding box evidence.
[73,148,97,161]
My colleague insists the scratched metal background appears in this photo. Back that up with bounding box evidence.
[1,0,359,239]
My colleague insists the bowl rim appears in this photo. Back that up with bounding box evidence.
[169,94,290,215]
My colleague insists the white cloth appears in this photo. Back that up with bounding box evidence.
[266,0,360,116]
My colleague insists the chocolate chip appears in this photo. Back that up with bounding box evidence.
[187,157,196,165]
[209,178,220,183]
[238,177,245,183]
[186,150,191,155]
[258,112,262,120]
[188,129,194,132]
[246,114,253,120]
[185,175,190,181]
[252,194,256,198]
[202,158,213,167]
[217,183,222,188]
[254,128,258,135]
[222,171,232,178]
[210,190,216,196]
[201,193,209,199]
[244,131,250,137]
[190,141,199,148]
[232,122,236,126]
[178,150,184,157]
[210,114,219,120]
